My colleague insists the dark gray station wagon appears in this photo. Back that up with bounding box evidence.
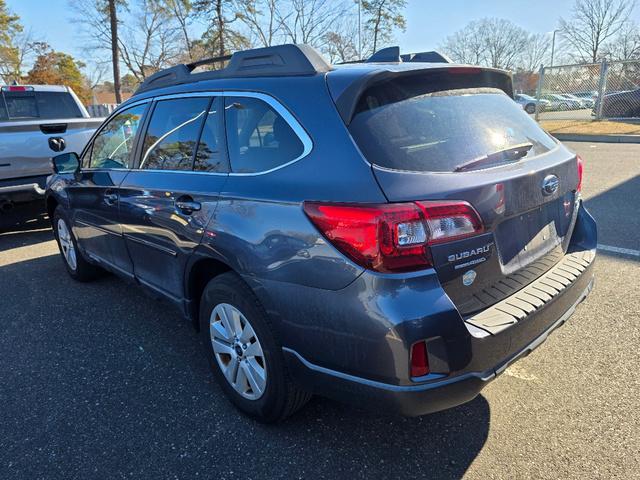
[46,44,596,422]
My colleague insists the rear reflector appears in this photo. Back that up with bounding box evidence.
[576,155,584,192]
[410,341,429,377]
[303,200,483,273]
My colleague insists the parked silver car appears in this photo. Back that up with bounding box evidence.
[0,85,103,210]
[540,94,582,111]
[514,94,550,114]
[559,93,594,109]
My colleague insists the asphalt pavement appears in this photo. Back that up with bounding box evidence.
[0,142,638,479]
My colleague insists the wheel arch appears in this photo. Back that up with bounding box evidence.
[185,255,233,329]
[45,195,59,224]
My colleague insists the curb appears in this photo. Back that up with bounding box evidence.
[552,133,640,143]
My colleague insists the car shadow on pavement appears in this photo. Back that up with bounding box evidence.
[0,201,52,251]
[0,248,490,480]
[583,173,640,260]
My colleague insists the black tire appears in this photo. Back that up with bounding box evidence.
[525,103,536,114]
[52,206,103,281]
[199,272,311,422]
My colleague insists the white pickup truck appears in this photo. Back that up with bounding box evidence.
[0,85,103,210]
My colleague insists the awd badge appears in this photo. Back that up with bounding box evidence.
[462,270,477,286]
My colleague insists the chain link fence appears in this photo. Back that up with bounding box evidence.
[515,60,640,127]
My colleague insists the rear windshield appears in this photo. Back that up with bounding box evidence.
[349,78,557,173]
[0,91,83,121]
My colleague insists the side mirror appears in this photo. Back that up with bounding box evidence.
[52,152,80,174]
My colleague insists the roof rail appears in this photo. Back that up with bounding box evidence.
[135,44,332,95]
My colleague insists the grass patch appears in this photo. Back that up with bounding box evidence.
[539,120,640,135]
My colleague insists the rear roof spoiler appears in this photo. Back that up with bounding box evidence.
[330,66,514,125]
[338,46,452,65]
[365,46,452,64]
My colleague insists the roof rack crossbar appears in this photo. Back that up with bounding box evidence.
[186,54,233,71]
[135,44,332,95]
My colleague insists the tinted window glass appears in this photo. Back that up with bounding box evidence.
[90,104,146,169]
[140,97,210,171]
[1,91,82,120]
[349,79,557,173]
[224,97,303,173]
[193,98,226,172]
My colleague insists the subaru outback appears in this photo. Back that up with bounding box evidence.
[45,44,596,422]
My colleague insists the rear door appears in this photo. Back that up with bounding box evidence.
[118,95,228,302]
[343,70,581,315]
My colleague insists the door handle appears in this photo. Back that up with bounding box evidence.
[104,191,118,205]
[175,196,201,215]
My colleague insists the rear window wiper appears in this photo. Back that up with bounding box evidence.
[454,143,533,172]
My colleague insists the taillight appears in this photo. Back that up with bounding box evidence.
[576,155,584,192]
[410,341,429,378]
[303,200,483,273]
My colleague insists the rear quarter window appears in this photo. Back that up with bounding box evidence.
[349,80,557,173]
[224,96,304,174]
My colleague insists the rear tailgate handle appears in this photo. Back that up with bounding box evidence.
[40,123,68,135]
[48,137,66,152]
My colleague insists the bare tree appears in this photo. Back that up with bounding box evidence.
[603,20,640,59]
[323,23,359,63]
[362,0,407,54]
[70,0,125,102]
[278,0,348,48]
[118,0,182,81]
[234,0,283,47]
[441,21,485,65]
[167,0,195,61]
[519,33,551,71]
[560,0,636,63]
[195,0,248,65]
[108,0,122,102]
[482,19,529,70]
[441,18,529,70]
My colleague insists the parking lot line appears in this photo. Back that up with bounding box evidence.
[597,244,640,258]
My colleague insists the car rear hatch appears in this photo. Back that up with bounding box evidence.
[328,65,582,317]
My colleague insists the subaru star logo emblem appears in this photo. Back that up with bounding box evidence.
[541,174,559,196]
[462,270,477,286]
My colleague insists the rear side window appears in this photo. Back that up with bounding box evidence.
[90,104,146,169]
[224,97,303,173]
[140,97,210,171]
[349,77,557,173]
[0,91,83,120]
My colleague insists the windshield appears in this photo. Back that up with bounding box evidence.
[349,80,557,173]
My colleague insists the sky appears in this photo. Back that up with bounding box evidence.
[7,0,640,68]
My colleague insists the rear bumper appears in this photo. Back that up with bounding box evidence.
[283,261,594,416]
[0,175,47,203]
[270,203,597,416]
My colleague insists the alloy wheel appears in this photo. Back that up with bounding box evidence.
[57,219,77,271]
[210,303,267,400]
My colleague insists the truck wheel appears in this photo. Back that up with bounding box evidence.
[53,206,103,281]
[200,272,311,422]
